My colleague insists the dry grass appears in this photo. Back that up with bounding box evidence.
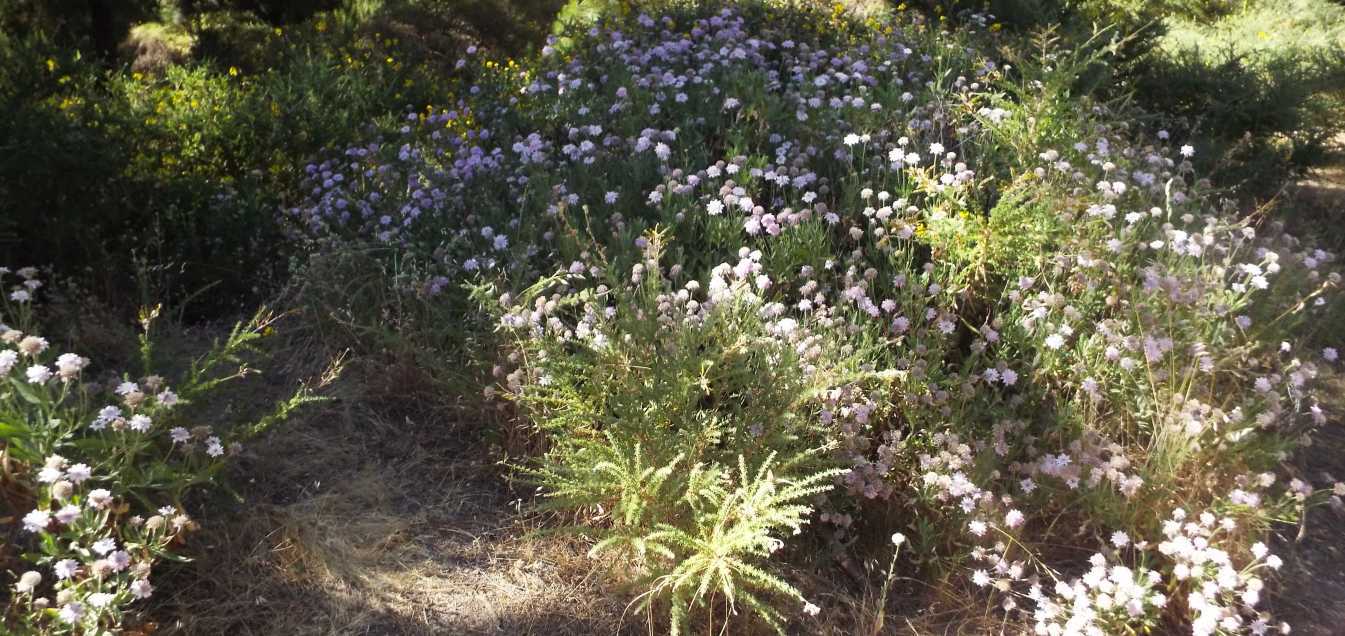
[138,327,629,635]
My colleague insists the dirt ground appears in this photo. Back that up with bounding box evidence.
[1268,164,1345,636]
[148,358,631,635]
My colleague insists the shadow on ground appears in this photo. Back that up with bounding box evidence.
[148,362,631,635]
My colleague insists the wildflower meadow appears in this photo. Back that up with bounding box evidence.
[3,0,1344,634]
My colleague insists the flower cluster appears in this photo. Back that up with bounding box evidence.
[2,267,317,632]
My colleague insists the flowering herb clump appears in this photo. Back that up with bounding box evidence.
[143,2,1345,634]
[1,268,323,633]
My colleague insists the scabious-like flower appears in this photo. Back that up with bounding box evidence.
[25,364,52,384]
[18,335,49,356]
[92,538,117,555]
[58,602,85,624]
[91,405,122,430]
[53,559,79,579]
[129,414,152,432]
[53,505,81,525]
[130,579,154,599]
[66,463,92,484]
[55,353,89,380]
[22,509,50,533]
[87,488,113,509]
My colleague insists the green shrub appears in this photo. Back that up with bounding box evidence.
[481,236,880,631]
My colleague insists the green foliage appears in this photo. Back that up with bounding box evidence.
[1135,0,1345,192]
[0,4,474,316]
[487,241,864,631]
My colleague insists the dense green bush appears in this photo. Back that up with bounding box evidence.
[0,6,470,315]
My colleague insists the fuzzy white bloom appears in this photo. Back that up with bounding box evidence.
[0,346,19,370]
[14,571,41,594]
[128,414,152,432]
[25,364,52,384]
[21,509,50,533]
[87,592,116,608]
[87,488,113,509]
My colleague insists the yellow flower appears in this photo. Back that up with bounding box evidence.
[45,58,56,72]
[228,66,239,77]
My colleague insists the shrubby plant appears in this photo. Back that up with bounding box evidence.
[1,267,325,633]
[160,0,1345,633]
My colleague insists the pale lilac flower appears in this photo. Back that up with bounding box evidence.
[54,505,81,525]
[91,405,122,430]
[58,602,85,624]
[130,579,154,599]
[107,550,131,572]
[54,559,79,579]
[66,463,91,484]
